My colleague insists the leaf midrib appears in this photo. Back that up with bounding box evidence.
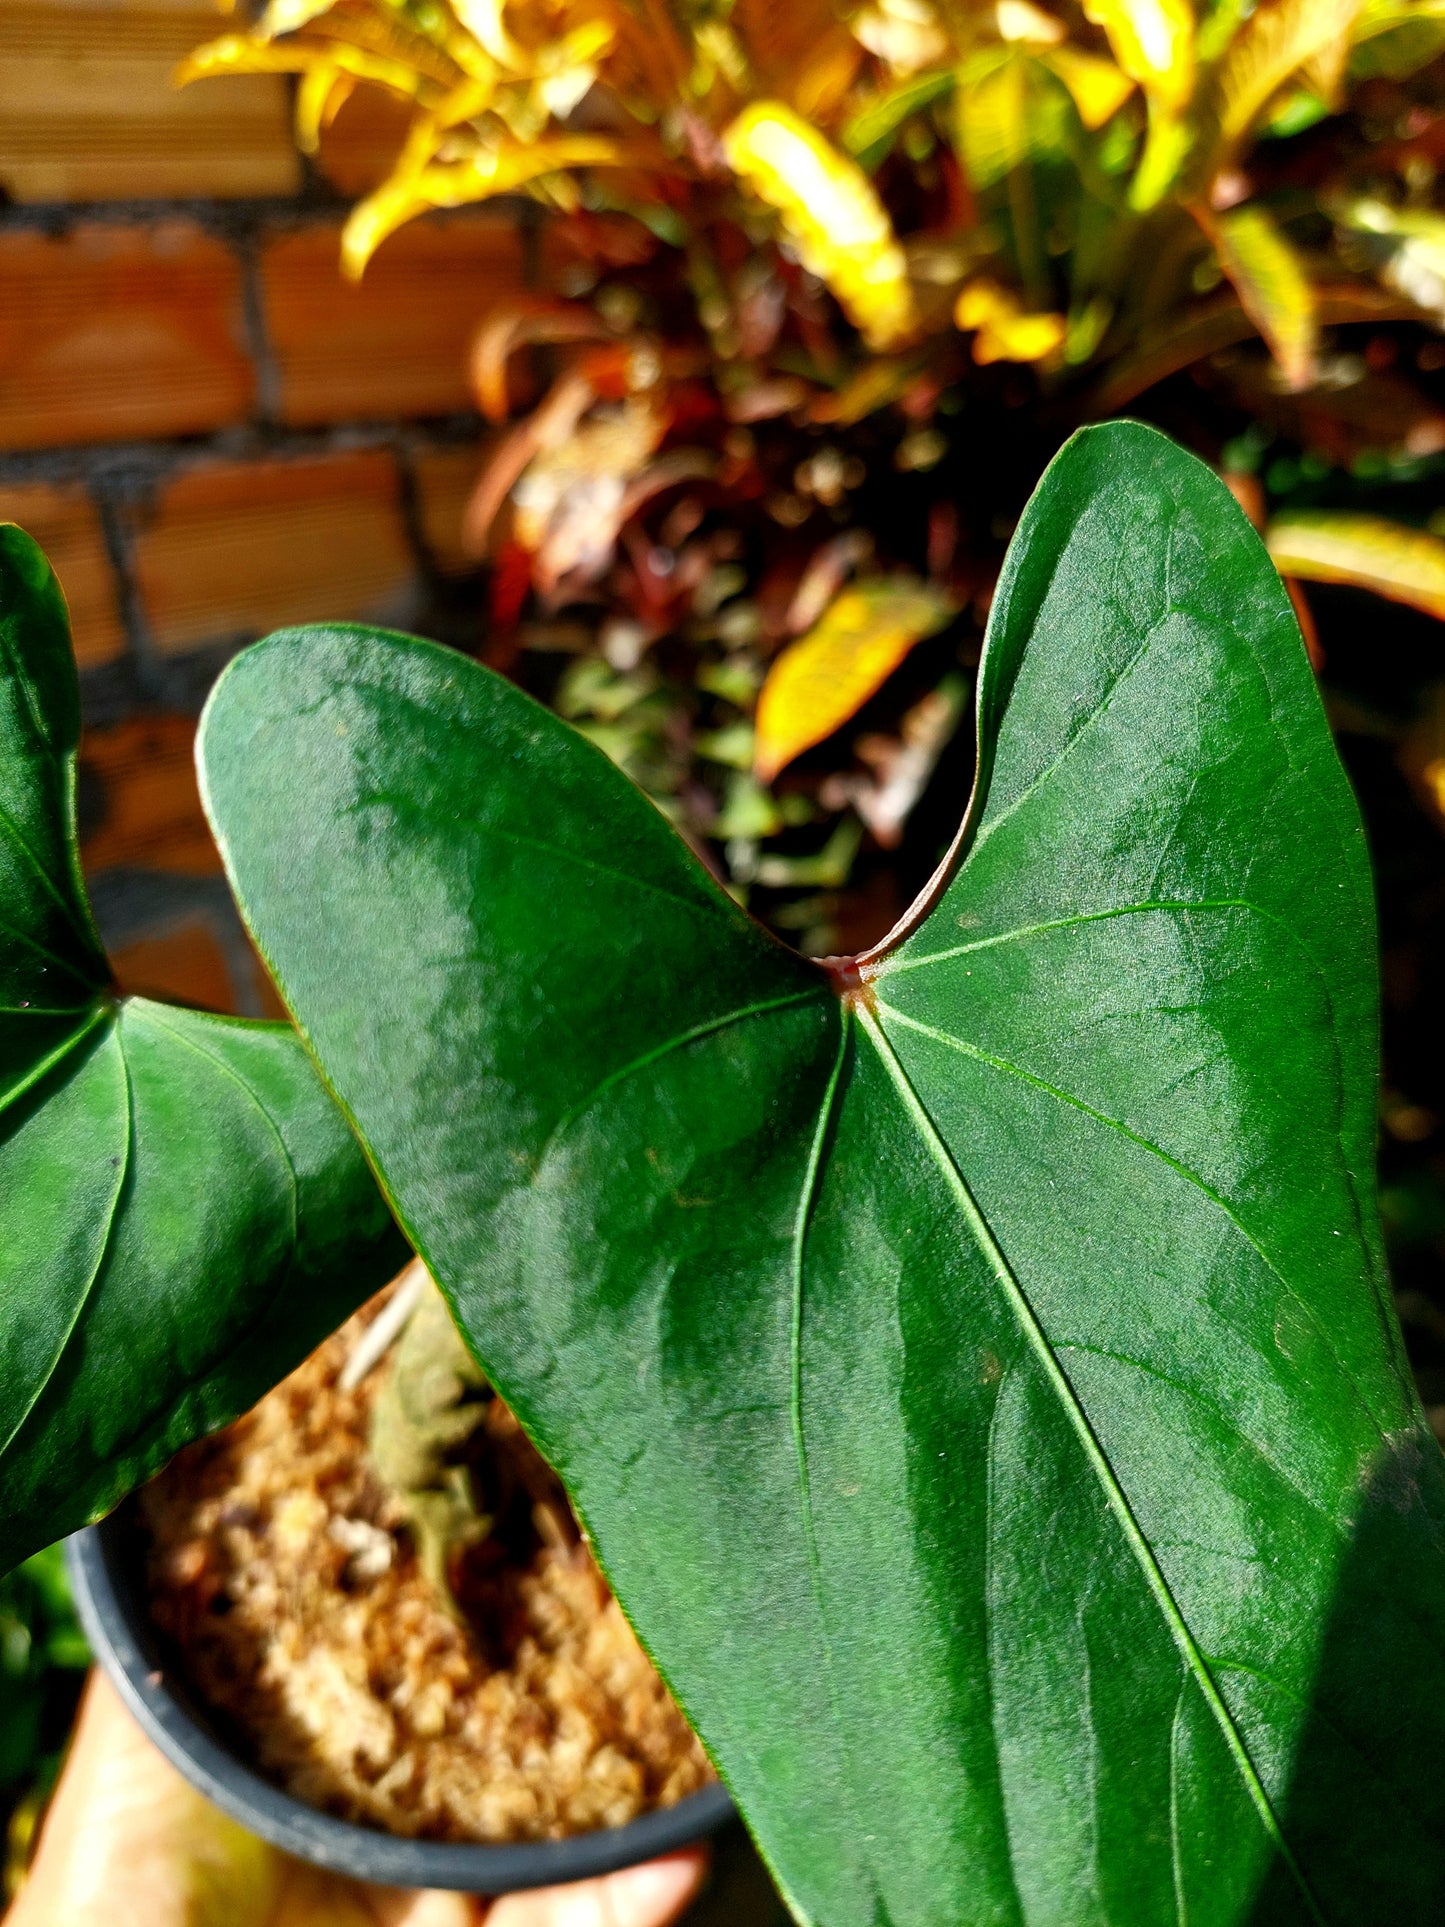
[874,997,1392,1450]
[854,1003,1325,1925]
[0,1013,130,1460]
[0,999,111,1123]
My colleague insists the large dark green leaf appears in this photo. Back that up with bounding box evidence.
[0,524,404,1572]
[199,423,1445,1926]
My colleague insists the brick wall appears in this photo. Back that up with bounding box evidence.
[0,1,522,1013]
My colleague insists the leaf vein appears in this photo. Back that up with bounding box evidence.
[534,990,823,1172]
[873,897,1295,980]
[131,1003,302,1257]
[856,1003,1325,1923]
[0,1015,128,1461]
[875,1000,1391,1448]
[454,818,750,930]
[0,1001,110,1122]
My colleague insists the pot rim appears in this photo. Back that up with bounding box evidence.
[66,1513,734,1894]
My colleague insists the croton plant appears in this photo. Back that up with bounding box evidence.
[183,0,1445,958]
[4,423,1445,1922]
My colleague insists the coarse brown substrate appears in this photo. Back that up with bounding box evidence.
[140,1291,713,1842]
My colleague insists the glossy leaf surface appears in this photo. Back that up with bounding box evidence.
[201,424,1445,1926]
[0,525,404,1572]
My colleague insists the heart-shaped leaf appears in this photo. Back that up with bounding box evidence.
[0,524,405,1573]
[199,423,1445,1925]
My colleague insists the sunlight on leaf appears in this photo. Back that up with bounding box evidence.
[1210,204,1318,390]
[955,279,1067,362]
[1044,46,1137,127]
[953,48,1038,187]
[261,0,338,32]
[341,137,630,274]
[1215,0,1363,152]
[723,102,918,349]
[176,32,437,102]
[1083,0,1194,110]
[754,576,954,780]
[1343,199,1445,323]
[1267,512,1445,621]
[995,0,1064,41]
[1350,0,1445,79]
[452,0,525,68]
[851,0,948,76]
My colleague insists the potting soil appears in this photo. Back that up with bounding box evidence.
[140,1289,713,1843]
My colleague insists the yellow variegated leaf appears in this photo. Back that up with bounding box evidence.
[1211,203,1317,390]
[1043,45,1136,126]
[342,137,629,275]
[1128,106,1192,208]
[754,577,955,781]
[723,102,918,350]
[955,279,1067,362]
[177,32,438,102]
[1216,0,1362,150]
[1267,513,1445,620]
[176,34,318,81]
[952,47,1041,187]
[1351,0,1445,79]
[294,62,353,153]
[1083,0,1194,110]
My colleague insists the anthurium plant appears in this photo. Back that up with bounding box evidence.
[0,528,406,1571]
[6,423,1445,1921]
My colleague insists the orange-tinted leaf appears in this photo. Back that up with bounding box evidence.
[1267,512,1445,620]
[469,302,611,422]
[754,577,955,781]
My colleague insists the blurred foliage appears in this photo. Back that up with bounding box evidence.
[187,0,1445,949]
[0,1546,88,1898]
[180,1,1445,943]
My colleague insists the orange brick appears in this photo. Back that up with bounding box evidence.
[312,82,413,198]
[109,920,237,1013]
[80,714,218,876]
[410,440,493,576]
[0,483,125,669]
[132,451,416,656]
[0,2,300,203]
[109,918,288,1017]
[0,224,254,450]
[262,217,526,425]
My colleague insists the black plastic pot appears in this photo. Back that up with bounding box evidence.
[67,1510,734,1894]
